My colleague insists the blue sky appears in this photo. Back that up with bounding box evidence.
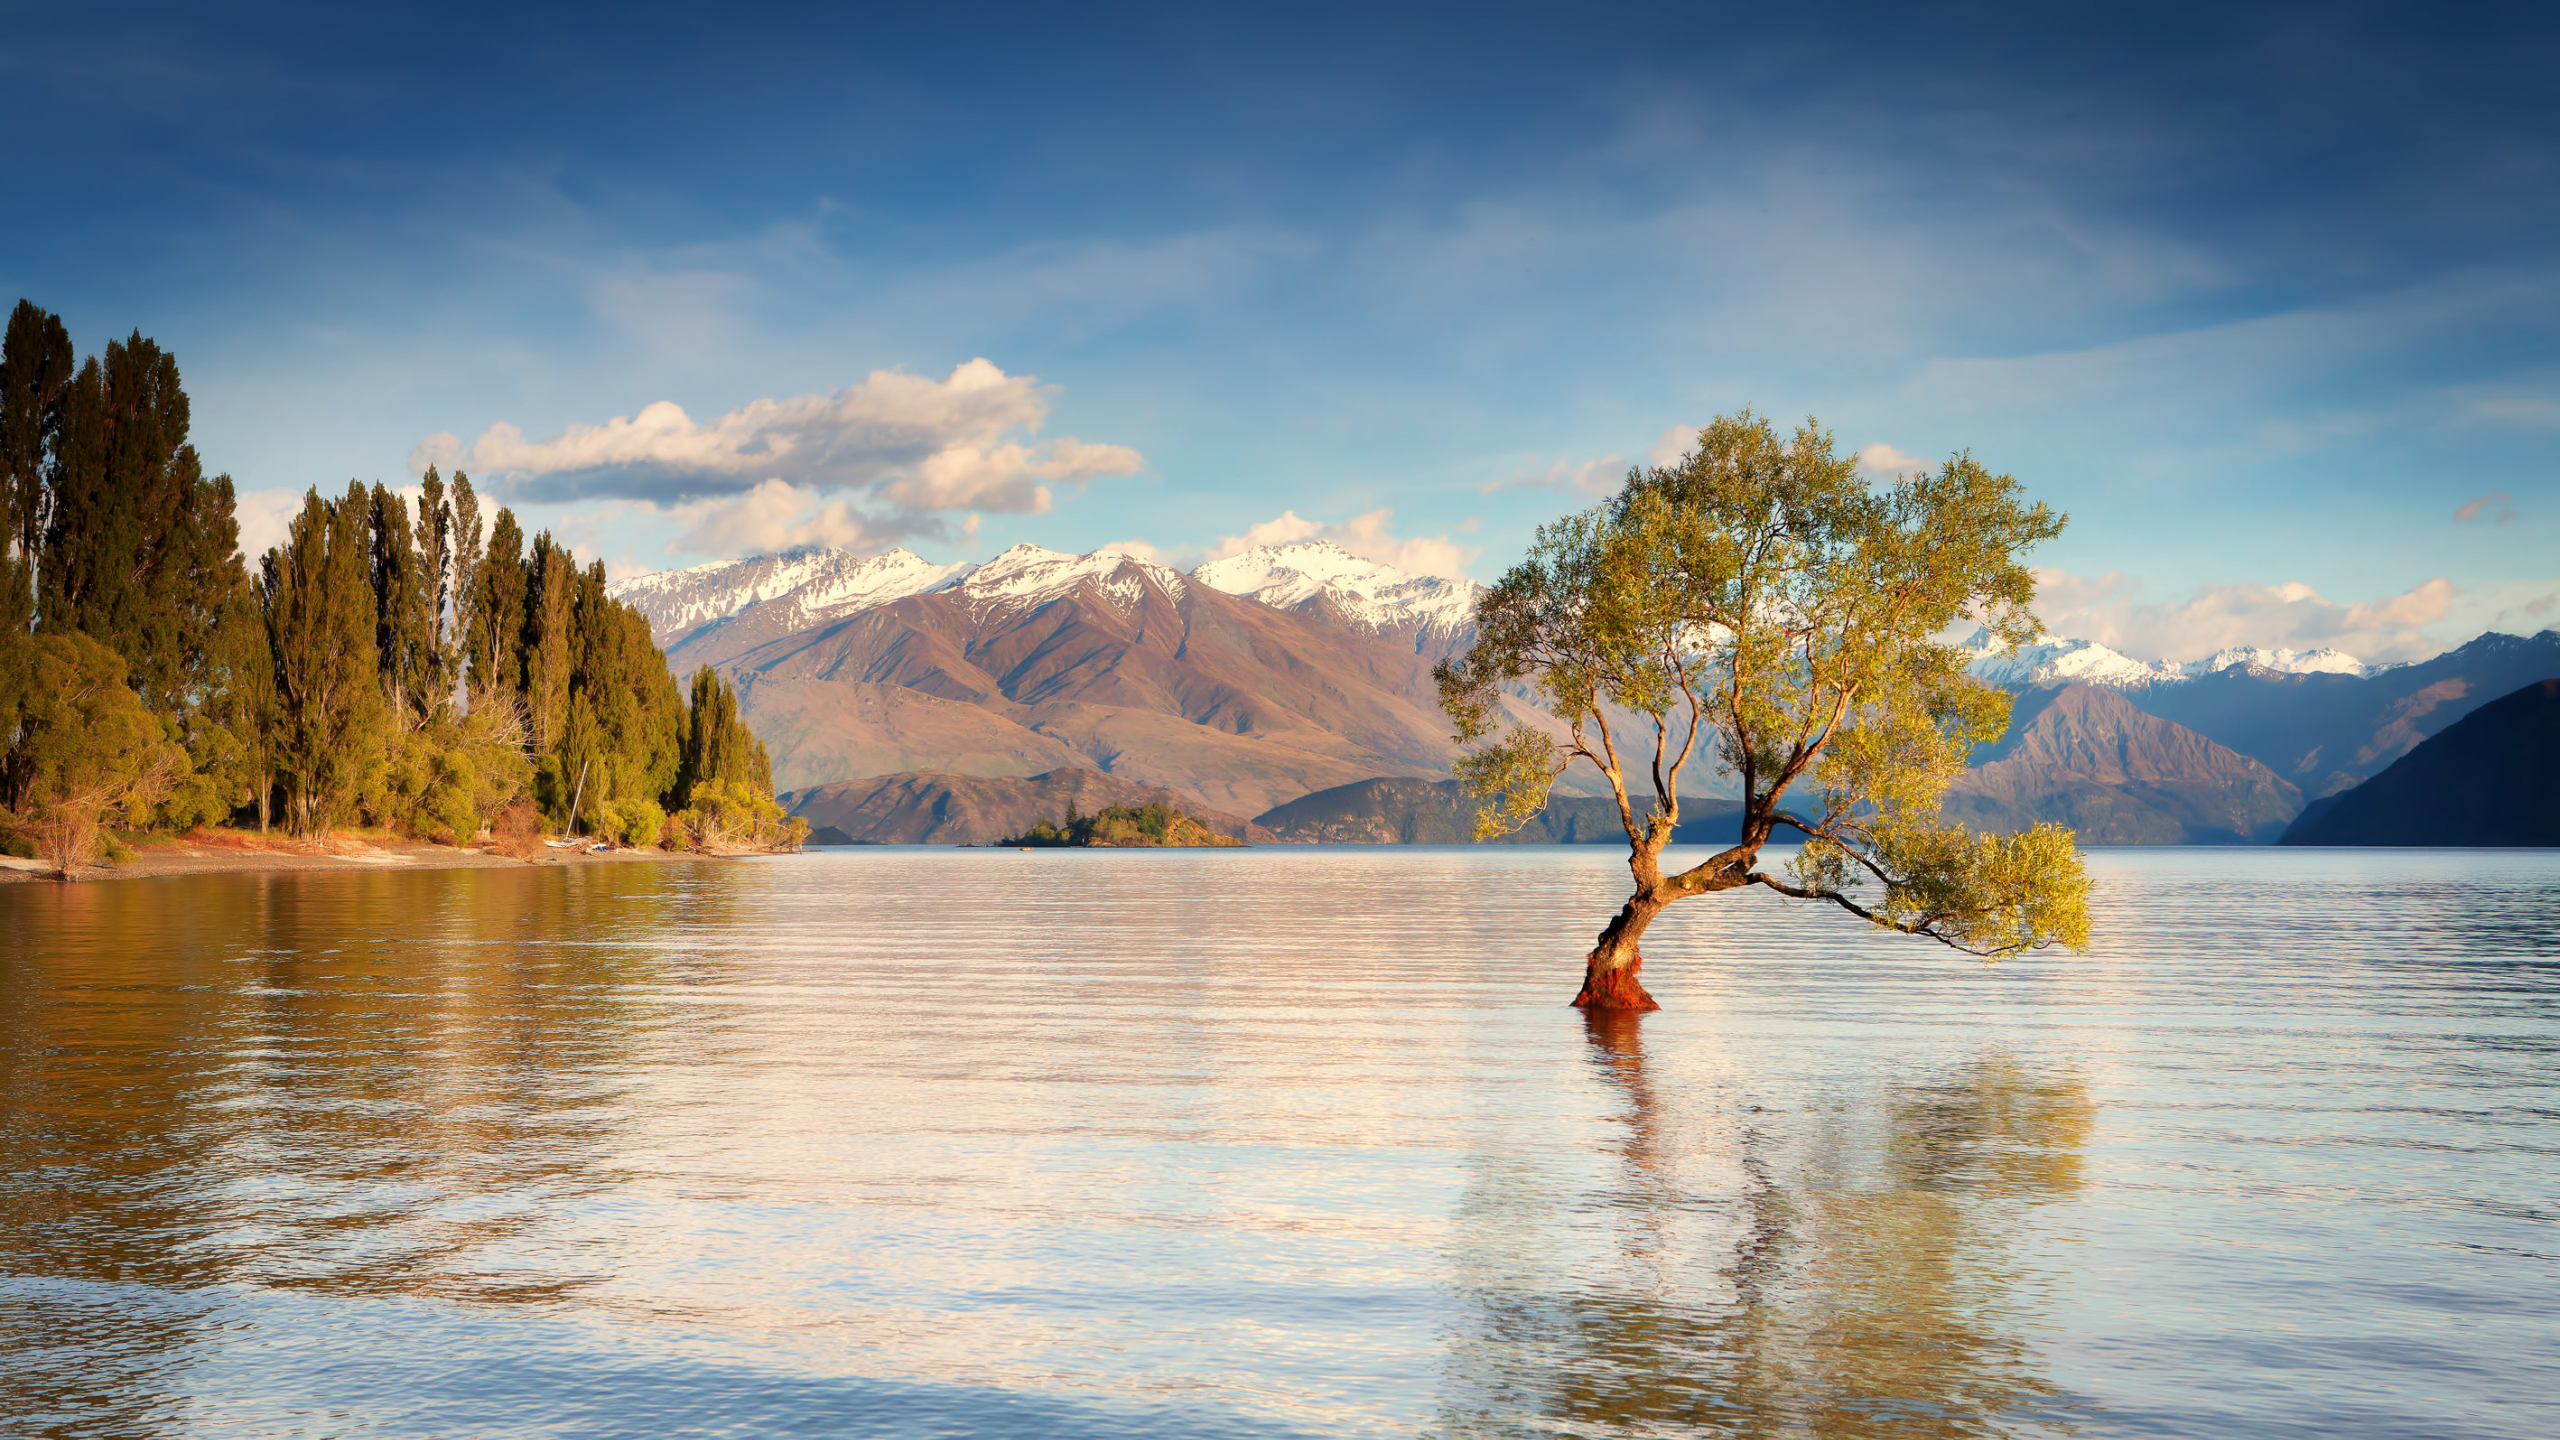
[4,1,2555,661]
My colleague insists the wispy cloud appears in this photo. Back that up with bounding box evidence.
[653,478,980,558]
[412,359,1143,520]
[1479,453,1623,497]
[2032,568,2460,663]
[1647,426,1699,467]
[2453,490,2520,524]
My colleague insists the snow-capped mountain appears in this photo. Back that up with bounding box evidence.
[2179,644,2371,679]
[1958,627,2377,690]
[608,546,972,648]
[956,543,1189,616]
[611,538,1484,655]
[1194,539,1483,654]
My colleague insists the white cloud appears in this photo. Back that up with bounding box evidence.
[653,479,978,559]
[1092,537,1167,563]
[877,435,1143,514]
[1479,452,1623,496]
[1206,508,1479,580]
[412,359,1143,518]
[2031,567,2460,663]
[1855,442,1935,477]
[232,487,307,560]
[2453,491,2520,524]
[1647,426,1699,467]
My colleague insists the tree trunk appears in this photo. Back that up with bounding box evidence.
[1574,894,1664,1011]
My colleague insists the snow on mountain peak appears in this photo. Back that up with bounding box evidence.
[1958,627,2376,690]
[607,545,971,646]
[1193,539,1483,647]
[958,542,1187,612]
[2179,645,2369,678]
[609,536,1490,652]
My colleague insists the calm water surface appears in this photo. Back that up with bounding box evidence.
[3,847,2555,1438]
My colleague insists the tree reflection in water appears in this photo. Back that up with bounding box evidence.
[1438,1011,2094,1438]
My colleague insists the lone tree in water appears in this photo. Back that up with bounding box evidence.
[1436,413,2092,1010]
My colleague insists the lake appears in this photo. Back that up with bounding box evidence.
[3,846,2555,1438]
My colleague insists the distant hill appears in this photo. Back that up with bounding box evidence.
[1944,686,2303,844]
[2277,678,2560,846]
[1254,776,1746,845]
[786,768,1271,846]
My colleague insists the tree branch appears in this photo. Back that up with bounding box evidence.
[1765,810,1896,885]
[1746,871,2029,958]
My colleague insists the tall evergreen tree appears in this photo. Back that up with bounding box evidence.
[0,300,73,631]
[679,665,767,803]
[521,530,575,757]
[260,484,387,834]
[467,505,524,699]
[368,483,431,727]
[37,331,243,718]
[448,472,483,688]
[562,558,683,822]
[414,467,457,718]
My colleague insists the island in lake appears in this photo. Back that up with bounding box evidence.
[1002,800,1244,848]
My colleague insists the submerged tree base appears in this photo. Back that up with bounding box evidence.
[1572,955,1660,1012]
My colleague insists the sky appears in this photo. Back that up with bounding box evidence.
[3,0,2555,664]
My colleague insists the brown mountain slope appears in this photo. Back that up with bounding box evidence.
[786,768,1272,845]
[706,549,1465,815]
[2280,677,2560,845]
[727,677,1087,790]
[1946,685,2303,843]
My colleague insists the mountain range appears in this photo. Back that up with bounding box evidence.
[1957,627,2378,690]
[616,541,1485,816]
[613,543,2560,845]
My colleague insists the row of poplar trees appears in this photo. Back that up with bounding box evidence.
[0,298,791,864]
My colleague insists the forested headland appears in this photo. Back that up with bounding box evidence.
[0,298,804,876]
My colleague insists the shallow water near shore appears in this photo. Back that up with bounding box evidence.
[4,846,2556,1438]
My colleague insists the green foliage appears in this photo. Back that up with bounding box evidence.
[679,665,768,804]
[591,795,669,848]
[260,484,390,834]
[1437,410,2090,960]
[154,578,273,831]
[375,697,534,845]
[9,632,181,874]
[674,777,806,852]
[468,507,526,698]
[38,332,248,719]
[369,483,434,724]
[561,561,684,824]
